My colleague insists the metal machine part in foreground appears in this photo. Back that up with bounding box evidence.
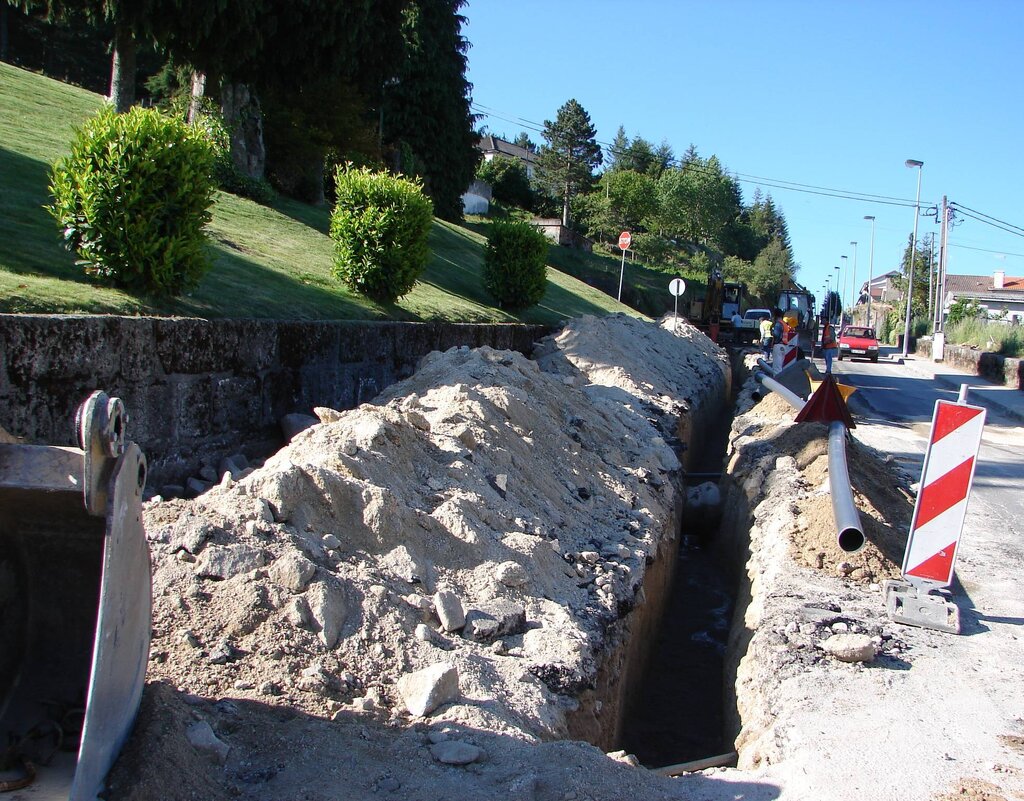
[0,391,151,799]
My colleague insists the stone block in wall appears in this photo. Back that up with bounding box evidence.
[154,318,278,374]
[277,323,341,369]
[213,374,263,433]
[171,374,216,440]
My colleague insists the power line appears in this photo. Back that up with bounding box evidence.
[952,207,1024,240]
[950,202,1024,237]
[948,242,1024,258]
[470,101,926,208]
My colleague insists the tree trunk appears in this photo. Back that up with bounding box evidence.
[109,21,136,113]
[187,71,207,124]
[221,82,266,180]
[0,4,9,63]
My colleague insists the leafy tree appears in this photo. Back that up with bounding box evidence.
[383,0,478,220]
[747,237,793,302]
[476,155,532,210]
[654,154,739,248]
[535,98,602,227]
[890,234,931,318]
[578,169,657,242]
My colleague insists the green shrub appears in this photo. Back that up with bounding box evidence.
[48,105,217,296]
[476,155,533,210]
[329,167,434,302]
[946,297,984,327]
[483,220,549,309]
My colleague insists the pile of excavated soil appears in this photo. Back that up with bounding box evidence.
[107,315,744,801]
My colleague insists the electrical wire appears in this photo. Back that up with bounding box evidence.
[470,101,926,208]
[949,202,1024,236]
[952,207,1024,240]
[948,242,1024,258]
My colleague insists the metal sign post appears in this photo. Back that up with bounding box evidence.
[669,278,686,333]
[884,389,986,633]
[617,231,632,302]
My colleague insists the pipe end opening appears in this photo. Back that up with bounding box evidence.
[838,528,866,554]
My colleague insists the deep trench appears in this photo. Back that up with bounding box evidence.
[618,351,745,769]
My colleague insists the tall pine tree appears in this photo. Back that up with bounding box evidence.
[535,98,602,227]
[384,0,479,220]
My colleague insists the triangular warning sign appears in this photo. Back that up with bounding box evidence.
[795,373,856,428]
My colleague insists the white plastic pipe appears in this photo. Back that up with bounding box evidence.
[754,372,806,411]
[828,421,865,553]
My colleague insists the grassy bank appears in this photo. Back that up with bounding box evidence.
[0,61,632,324]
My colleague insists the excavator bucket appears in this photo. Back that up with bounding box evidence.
[0,391,150,799]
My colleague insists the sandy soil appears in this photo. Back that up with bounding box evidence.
[90,322,1024,801]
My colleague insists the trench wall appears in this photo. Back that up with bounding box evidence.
[0,315,551,488]
[566,364,729,751]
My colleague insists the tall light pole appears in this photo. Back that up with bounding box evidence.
[902,159,924,358]
[849,241,858,321]
[833,265,840,322]
[840,255,848,321]
[864,216,876,328]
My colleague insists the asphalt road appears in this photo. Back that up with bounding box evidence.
[828,349,1024,633]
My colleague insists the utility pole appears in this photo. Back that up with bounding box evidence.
[926,232,935,330]
[936,196,949,332]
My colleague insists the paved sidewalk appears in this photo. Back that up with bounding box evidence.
[880,346,1024,423]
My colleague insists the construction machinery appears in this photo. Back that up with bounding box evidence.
[0,391,150,799]
[689,267,746,342]
[777,286,818,355]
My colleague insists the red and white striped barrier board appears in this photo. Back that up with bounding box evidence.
[772,343,798,370]
[902,399,986,587]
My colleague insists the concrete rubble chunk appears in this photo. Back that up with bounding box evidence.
[306,578,348,648]
[465,599,527,642]
[314,406,344,423]
[495,561,528,587]
[196,544,265,580]
[185,720,230,764]
[820,633,877,663]
[397,662,459,717]
[269,552,317,593]
[429,740,482,765]
[168,515,217,555]
[433,589,466,632]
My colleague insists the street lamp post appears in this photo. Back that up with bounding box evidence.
[840,255,848,322]
[902,159,924,358]
[864,216,876,328]
[833,265,840,322]
[849,241,858,321]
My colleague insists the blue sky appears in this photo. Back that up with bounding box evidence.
[463,0,1024,306]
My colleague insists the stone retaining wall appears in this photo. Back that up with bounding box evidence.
[915,338,1024,389]
[0,315,551,487]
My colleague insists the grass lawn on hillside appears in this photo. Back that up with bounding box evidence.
[0,62,634,324]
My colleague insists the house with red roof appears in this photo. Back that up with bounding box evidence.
[943,270,1024,323]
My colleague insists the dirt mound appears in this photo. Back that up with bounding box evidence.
[110,317,739,800]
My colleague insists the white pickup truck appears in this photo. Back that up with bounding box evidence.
[738,308,772,343]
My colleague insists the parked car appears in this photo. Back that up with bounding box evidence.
[837,325,880,362]
[739,308,772,343]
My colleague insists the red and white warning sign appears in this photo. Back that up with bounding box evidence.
[771,342,798,370]
[902,399,986,587]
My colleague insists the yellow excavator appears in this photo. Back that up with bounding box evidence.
[1,391,150,799]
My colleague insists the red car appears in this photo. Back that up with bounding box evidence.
[837,325,880,363]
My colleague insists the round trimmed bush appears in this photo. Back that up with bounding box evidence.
[330,167,434,303]
[483,220,549,310]
[48,105,217,296]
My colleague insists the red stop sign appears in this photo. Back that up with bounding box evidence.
[618,231,632,250]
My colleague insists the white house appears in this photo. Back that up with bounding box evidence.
[943,270,1024,322]
[477,135,538,178]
